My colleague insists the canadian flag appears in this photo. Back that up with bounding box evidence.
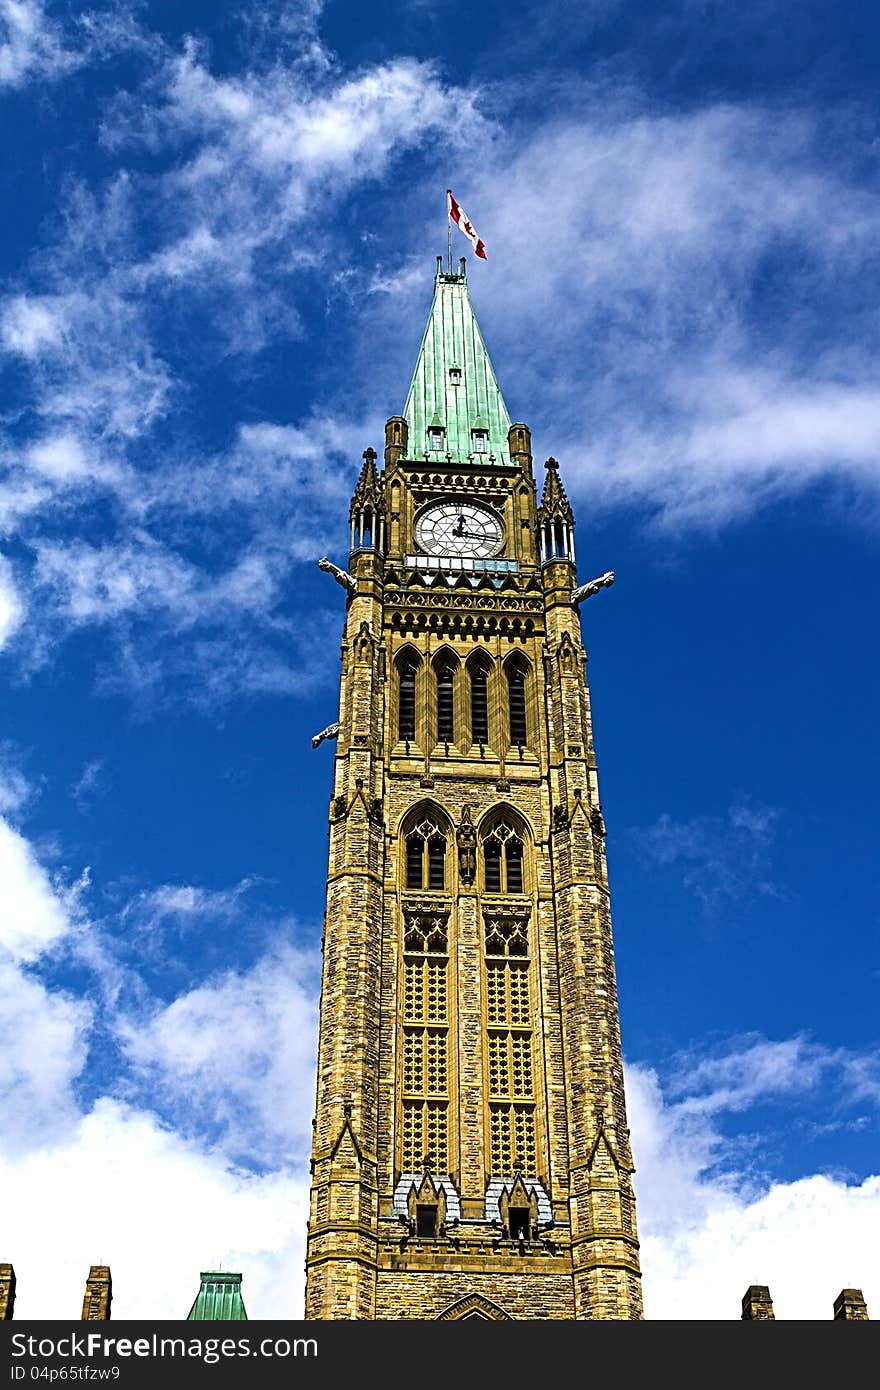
[447,190,488,260]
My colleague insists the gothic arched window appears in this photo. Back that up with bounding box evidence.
[469,657,490,747]
[482,818,526,895]
[397,651,419,743]
[406,817,447,891]
[506,658,528,749]
[434,654,457,746]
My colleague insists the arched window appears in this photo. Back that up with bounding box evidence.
[406,817,446,891]
[435,655,456,746]
[506,659,528,749]
[469,658,490,747]
[482,818,526,895]
[398,652,419,743]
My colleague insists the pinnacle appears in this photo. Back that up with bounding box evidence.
[538,455,573,522]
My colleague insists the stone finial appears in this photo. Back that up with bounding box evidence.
[537,456,573,525]
[350,449,382,515]
[833,1288,869,1320]
[81,1266,112,1321]
[741,1285,775,1320]
[0,1264,16,1320]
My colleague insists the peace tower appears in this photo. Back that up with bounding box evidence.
[305,257,643,1320]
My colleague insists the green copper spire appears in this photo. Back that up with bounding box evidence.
[187,1272,248,1320]
[403,258,512,466]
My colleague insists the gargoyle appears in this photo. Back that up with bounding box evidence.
[311,721,341,749]
[571,570,615,606]
[318,556,357,596]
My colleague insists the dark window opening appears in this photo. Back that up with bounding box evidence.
[508,668,527,747]
[509,1209,530,1241]
[406,835,424,889]
[471,666,489,745]
[427,837,446,890]
[437,664,454,744]
[484,840,502,894]
[505,841,524,895]
[399,662,417,742]
[416,1205,437,1237]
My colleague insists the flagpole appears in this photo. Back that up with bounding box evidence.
[446,189,452,274]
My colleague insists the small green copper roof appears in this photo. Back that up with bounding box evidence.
[187,1272,248,1321]
[404,259,512,465]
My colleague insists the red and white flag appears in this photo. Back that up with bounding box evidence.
[447,189,487,260]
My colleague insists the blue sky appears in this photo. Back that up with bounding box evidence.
[0,0,878,1320]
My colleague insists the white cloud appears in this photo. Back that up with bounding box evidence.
[0,1099,308,1318]
[0,813,78,962]
[631,798,780,906]
[34,534,279,629]
[0,755,30,815]
[627,1060,880,1319]
[666,1033,880,1118]
[26,432,91,482]
[125,880,258,929]
[0,0,75,88]
[0,554,24,650]
[0,960,91,1152]
[119,945,320,1166]
[0,294,67,357]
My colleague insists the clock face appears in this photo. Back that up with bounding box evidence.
[416,502,504,559]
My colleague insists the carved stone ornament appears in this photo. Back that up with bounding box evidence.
[456,806,477,885]
[331,793,348,820]
[571,569,614,607]
[318,556,358,596]
[311,721,341,749]
[552,804,568,831]
[367,795,384,825]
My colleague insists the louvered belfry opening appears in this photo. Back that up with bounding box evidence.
[470,663,489,745]
[436,659,455,744]
[398,655,418,742]
[507,662,527,747]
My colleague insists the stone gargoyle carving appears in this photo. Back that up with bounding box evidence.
[318,556,357,596]
[311,721,341,749]
[571,570,615,607]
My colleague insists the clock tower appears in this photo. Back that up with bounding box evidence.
[305,256,643,1320]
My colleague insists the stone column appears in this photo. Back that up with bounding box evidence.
[306,552,386,1320]
[542,556,643,1320]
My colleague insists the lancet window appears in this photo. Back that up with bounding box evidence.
[405,817,446,890]
[397,651,419,743]
[469,658,490,747]
[483,819,525,895]
[506,658,528,749]
[434,654,456,746]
